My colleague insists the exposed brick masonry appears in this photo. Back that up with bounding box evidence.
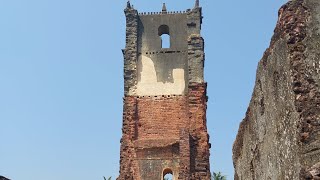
[135,96,189,140]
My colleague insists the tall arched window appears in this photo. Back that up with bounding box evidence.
[158,25,170,49]
[163,168,173,180]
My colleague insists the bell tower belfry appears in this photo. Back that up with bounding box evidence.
[118,1,211,179]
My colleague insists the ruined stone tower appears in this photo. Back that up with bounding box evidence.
[118,1,211,179]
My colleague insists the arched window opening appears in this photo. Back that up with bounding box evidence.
[161,34,170,48]
[163,168,173,180]
[158,25,170,49]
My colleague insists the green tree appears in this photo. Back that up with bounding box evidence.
[212,172,227,180]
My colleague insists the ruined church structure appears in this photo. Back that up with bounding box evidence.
[118,1,211,179]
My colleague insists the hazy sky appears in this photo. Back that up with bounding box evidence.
[0,0,286,179]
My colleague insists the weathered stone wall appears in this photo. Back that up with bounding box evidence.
[136,54,187,96]
[123,6,138,96]
[138,13,188,52]
[233,0,320,179]
[136,9,189,97]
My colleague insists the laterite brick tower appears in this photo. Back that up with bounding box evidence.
[118,1,211,179]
